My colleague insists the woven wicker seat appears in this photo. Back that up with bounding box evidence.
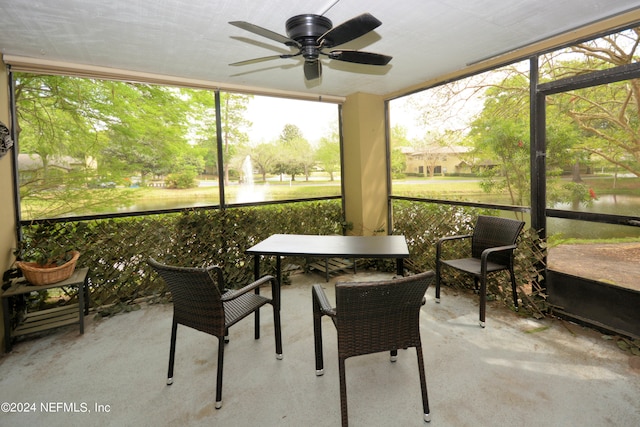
[148,258,282,409]
[435,215,525,327]
[313,271,435,426]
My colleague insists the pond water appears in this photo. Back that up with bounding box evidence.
[548,195,640,240]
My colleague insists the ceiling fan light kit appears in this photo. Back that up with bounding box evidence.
[229,13,392,80]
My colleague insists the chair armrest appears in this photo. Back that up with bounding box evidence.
[312,284,336,317]
[480,244,518,261]
[479,244,518,273]
[221,275,278,302]
[436,234,473,260]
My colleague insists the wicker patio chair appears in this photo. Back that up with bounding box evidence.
[148,258,282,409]
[435,215,525,327]
[312,271,435,426]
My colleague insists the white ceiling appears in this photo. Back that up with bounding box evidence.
[1,0,640,99]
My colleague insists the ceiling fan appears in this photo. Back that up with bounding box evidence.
[229,13,392,80]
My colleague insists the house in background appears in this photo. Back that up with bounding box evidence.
[402,145,472,176]
[18,153,96,185]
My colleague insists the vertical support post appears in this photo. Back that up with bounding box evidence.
[341,93,388,235]
[8,68,22,245]
[530,55,547,291]
[214,90,226,208]
[530,56,546,238]
[385,99,394,234]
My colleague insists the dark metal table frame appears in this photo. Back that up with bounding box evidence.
[2,267,89,352]
[246,234,410,288]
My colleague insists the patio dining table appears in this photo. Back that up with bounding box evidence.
[246,234,410,293]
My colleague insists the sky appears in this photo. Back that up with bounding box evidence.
[244,96,340,146]
[242,89,478,146]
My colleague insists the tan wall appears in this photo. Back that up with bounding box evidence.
[341,92,388,236]
[0,60,17,351]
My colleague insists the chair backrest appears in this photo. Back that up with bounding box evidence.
[334,271,435,359]
[471,216,525,265]
[148,258,226,337]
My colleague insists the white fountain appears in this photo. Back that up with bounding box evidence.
[235,155,266,203]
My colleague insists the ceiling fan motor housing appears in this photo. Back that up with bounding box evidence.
[286,14,333,60]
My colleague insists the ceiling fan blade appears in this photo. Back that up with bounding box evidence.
[328,50,392,65]
[304,60,322,80]
[230,52,301,66]
[230,55,285,66]
[229,21,301,47]
[318,13,381,47]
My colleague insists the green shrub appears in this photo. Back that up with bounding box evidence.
[18,199,545,318]
[165,170,197,189]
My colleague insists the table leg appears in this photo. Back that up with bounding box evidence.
[253,254,260,281]
[275,255,282,312]
[253,255,261,339]
[84,274,90,315]
[276,256,282,291]
[396,258,405,276]
[2,297,11,353]
[78,276,85,335]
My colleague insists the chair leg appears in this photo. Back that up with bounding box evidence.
[254,308,260,340]
[313,298,324,375]
[415,344,431,423]
[167,319,178,385]
[215,337,225,409]
[510,267,519,312]
[273,303,283,360]
[435,261,441,303]
[338,356,349,427]
[479,276,486,328]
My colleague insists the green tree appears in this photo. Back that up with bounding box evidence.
[99,83,192,183]
[252,142,279,182]
[185,89,218,177]
[315,131,340,181]
[469,111,530,207]
[280,123,305,142]
[220,93,252,185]
[15,75,108,177]
[390,125,410,148]
[274,124,314,181]
[15,75,136,217]
[14,74,258,217]
[390,147,406,178]
[468,72,587,209]
[389,125,409,178]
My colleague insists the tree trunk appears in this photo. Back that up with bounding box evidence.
[572,161,582,182]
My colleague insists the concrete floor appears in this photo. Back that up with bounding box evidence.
[1,270,639,427]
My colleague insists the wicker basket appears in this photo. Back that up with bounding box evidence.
[16,251,80,286]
